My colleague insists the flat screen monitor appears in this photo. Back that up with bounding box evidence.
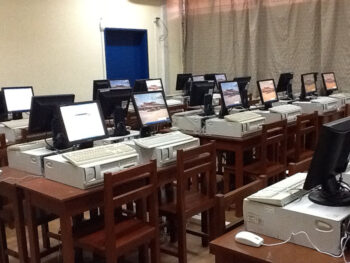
[321,72,338,94]
[303,117,350,206]
[276,73,293,97]
[192,75,205,82]
[145,78,163,92]
[219,81,242,108]
[301,73,317,95]
[93,80,110,100]
[133,79,147,93]
[257,79,278,108]
[176,73,192,91]
[28,94,75,135]
[59,101,108,147]
[189,81,215,107]
[233,76,252,108]
[109,79,131,89]
[97,88,131,136]
[215,74,227,83]
[132,91,171,127]
[2,86,34,119]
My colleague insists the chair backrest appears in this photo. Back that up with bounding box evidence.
[214,175,267,237]
[294,112,318,162]
[345,104,350,117]
[176,142,217,214]
[103,160,158,260]
[260,120,288,172]
[0,134,8,166]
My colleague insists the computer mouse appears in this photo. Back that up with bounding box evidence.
[235,231,264,247]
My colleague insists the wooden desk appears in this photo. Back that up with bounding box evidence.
[210,225,347,263]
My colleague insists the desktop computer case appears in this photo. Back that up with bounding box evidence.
[292,100,338,114]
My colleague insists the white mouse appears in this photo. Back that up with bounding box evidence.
[235,231,264,247]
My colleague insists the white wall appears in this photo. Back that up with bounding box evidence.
[0,0,178,101]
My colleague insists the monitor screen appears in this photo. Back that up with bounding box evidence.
[192,75,205,82]
[59,101,108,145]
[257,79,278,104]
[109,79,130,89]
[302,73,317,94]
[93,80,110,100]
[176,73,192,91]
[28,94,75,134]
[189,81,215,107]
[321,72,337,92]
[219,81,242,108]
[145,79,163,92]
[215,74,227,83]
[132,91,171,126]
[2,86,33,112]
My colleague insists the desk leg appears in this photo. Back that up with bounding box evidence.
[60,214,75,262]
[25,193,40,263]
[235,147,244,189]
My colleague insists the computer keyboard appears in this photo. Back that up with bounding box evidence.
[62,143,138,166]
[247,173,308,206]
[224,111,263,123]
[311,96,338,104]
[330,93,350,99]
[270,104,301,113]
[133,131,194,149]
[1,118,29,129]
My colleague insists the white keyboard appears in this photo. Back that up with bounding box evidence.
[330,93,350,99]
[224,111,263,123]
[247,173,308,206]
[311,97,338,104]
[1,118,29,129]
[133,131,194,149]
[62,143,137,166]
[270,104,301,114]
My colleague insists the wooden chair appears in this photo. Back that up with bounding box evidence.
[345,104,350,117]
[214,175,267,237]
[287,112,318,175]
[159,142,216,263]
[243,120,287,183]
[74,161,160,263]
[0,134,8,166]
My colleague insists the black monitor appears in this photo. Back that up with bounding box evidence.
[132,91,171,137]
[133,79,147,93]
[218,81,242,117]
[109,79,131,89]
[93,80,110,100]
[303,117,350,206]
[257,79,278,109]
[2,86,34,120]
[59,101,108,149]
[176,73,192,91]
[321,72,338,95]
[192,75,205,82]
[97,87,132,136]
[300,72,318,100]
[0,92,8,121]
[189,81,215,107]
[233,76,251,108]
[28,94,75,135]
[276,73,294,99]
[145,78,163,92]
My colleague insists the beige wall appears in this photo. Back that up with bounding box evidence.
[0,0,183,101]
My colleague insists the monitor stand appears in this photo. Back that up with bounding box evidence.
[51,117,69,150]
[203,94,215,116]
[218,107,228,119]
[140,126,152,138]
[264,102,273,110]
[12,112,23,120]
[113,107,130,136]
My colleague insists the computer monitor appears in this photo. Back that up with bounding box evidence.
[257,79,278,109]
[276,73,293,99]
[93,80,110,100]
[28,94,75,135]
[109,79,131,89]
[192,75,205,82]
[176,74,192,91]
[321,72,338,95]
[233,76,251,108]
[97,87,132,136]
[133,79,147,93]
[300,72,318,100]
[214,74,227,83]
[59,101,108,149]
[189,81,215,107]
[2,86,34,119]
[303,117,350,206]
[0,92,8,121]
[132,91,171,137]
[145,78,163,92]
[218,81,242,117]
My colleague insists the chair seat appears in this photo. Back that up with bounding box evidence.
[244,160,286,176]
[75,218,156,257]
[159,191,215,218]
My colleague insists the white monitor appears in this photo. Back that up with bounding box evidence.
[59,101,107,145]
[3,86,33,112]
[109,79,130,89]
[145,79,163,92]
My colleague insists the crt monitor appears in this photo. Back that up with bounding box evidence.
[218,81,242,117]
[109,79,131,89]
[97,87,132,136]
[145,78,163,92]
[176,73,192,91]
[233,76,251,108]
[321,72,338,95]
[93,80,110,100]
[301,72,317,99]
[189,81,215,107]
[276,73,294,99]
[2,86,34,119]
[192,75,205,82]
[257,79,278,109]
[303,116,350,206]
[133,79,147,93]
[59,101,108,149]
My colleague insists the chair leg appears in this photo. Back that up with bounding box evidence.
[168,217,177,243]
[201,211,209,247]
[41,223,51,249]
[178,217,187,263]
[138,245,149,263]
[150,235,160,263]
[0,221,9,263]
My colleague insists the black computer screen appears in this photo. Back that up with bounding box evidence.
[276,73,293,93]
[93,80,110,100]
[133,79,147,93]
[176,74,192,91]
[189,81,215,107]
